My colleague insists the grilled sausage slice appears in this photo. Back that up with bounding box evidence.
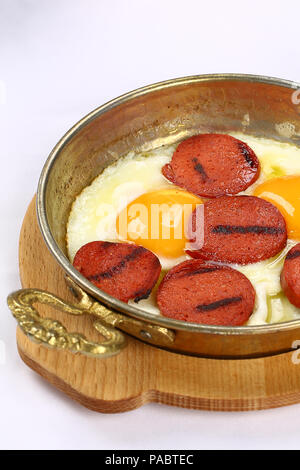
[162,134,260,197]
[187,195,287,264]
[281,243,300,308]
[157,259,256,326]
[73,241,161,303]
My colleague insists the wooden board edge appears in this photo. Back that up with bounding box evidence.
[17,343,147,414]
[17,342,300,413]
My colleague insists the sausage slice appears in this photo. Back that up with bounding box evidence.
[187,195,287,264]
[157,259,256,326]
[73,241,161,303]
[162,134,260,197]
[281,243,300,308]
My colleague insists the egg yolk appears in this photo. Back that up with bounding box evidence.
[116,188,203,258]
[254,175,300,239]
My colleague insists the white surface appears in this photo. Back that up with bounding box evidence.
[1,0,300,451]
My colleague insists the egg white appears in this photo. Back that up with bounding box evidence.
[67,133,300,324]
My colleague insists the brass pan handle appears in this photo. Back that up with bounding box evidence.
[7,277,175,358]
[7,281,126,358]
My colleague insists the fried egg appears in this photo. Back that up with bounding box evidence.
[253,176,300,240]
[116,188,202,259]
[67,133,300,324]
[66,145,195,270]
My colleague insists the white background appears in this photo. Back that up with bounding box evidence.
[1,0,300,450]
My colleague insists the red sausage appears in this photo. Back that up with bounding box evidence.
[162,134,260,197]
[157,259,256,326]
[73,241,161,303]
[187,195,287,265]
[281,243,300,308]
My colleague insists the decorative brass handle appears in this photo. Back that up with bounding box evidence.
[7,277,175,358]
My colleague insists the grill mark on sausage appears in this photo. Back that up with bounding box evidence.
[196,296,242,312]
[192,157,208,181]
[98,241,113,249]
[238,142,256,168]
[133,288,152,303]
[184,266,219,276]
[212,225,285,235]
[286,250,300,260]
[87,246,145,281]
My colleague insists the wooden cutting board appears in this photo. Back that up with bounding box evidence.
[15,197,300,413]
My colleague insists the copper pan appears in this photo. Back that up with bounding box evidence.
[7,74,300,359]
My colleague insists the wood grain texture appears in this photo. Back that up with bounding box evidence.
[16,196,300,413]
